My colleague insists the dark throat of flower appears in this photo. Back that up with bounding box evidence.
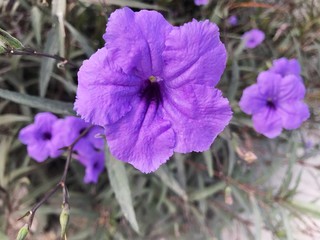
[140,76,163,106]
[266,98,276,110]
[42,131,52,140]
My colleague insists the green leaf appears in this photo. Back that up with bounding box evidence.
[0,88,74,115]
[0,114,31,125]
[80,0,167,11]
[52,0,66,57]
[250,194,262,240]
[105,147,140,234]
[65,22,94,57]
[0,28,24,53]
[189,182,226,201]
[39,26,59,97]
[31,6,42,45]
[155,165,188,201]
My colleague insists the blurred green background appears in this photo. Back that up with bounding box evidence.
[0,0,320,239]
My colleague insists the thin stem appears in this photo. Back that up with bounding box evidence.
[3,48,77,68]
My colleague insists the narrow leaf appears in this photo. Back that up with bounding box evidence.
[0,88,74,115]
[0,28,24,53]
[155,165,188,201]
[189,182,226,201]
[31,6,42,45]
[39,26,59,97]
[105,147,140,234]
[0,114,31,125]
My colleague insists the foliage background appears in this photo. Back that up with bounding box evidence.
[0,0,320,239]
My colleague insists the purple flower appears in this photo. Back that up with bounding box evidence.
[194,0,209,6]
[76,149,105,184]
[239,71,309,138]
[227,15,238,26]
[19,112,63,162]
[55,116,103,153]
[74,7,232,173]
[269,57,301,77]
[54,116,105,183]
[242,29,265,49]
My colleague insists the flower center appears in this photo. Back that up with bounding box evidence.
[266,98,276,109]
[42,131,52,140]
[141,76,163,104]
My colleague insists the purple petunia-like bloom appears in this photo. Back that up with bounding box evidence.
[239,70,309,138]
[242,29,265,49]
[75,7,232,173]
[19,112,63,162]
[194,0,209,6]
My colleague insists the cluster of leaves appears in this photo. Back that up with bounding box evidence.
[0,0,320,239]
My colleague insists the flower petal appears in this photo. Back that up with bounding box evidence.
[162,85,232,152]
[105,99,176,173]
[239,84,267,115]
[162,20,227,88]
[256,71,282,98]
[74,47,142,126]
[252,107,282,138]
[27,143,49,162]
[278,101,310,129]
[269,58,301,77]
[278,75,306,101]
[19,124,37,144]
[103,7,172,78]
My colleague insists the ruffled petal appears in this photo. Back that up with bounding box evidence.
[74,47,142,126]
[252,107,282,138]
[278,75,306,101]
[162,85,232,152]
[105,99,176,173]
[239,84,267,115]
[278,101,310,129]
[162,20,227,88]
[103,7,172,78]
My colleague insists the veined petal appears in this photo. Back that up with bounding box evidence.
[163,20,227,88]
[270,58,301,77]
[239,84,267,115]
[103,7,172,78]
[278,101,310,129]
[278,75,306,101]
[257,71,282,99]
[75,47,142,126]
[162,85,232,152]
[105,99,176,173]
[252,107,282,138]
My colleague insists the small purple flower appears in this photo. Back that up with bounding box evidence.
[239,71,309,138]
[194,0,209,6]
[19,112,63,162]
[76,149,105,184]
[54,116,105,183]
[269,57,301,77]
[242,29,265,49]
[227,15,238,26]
[54,116,104,153]
[74,7,232,173]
